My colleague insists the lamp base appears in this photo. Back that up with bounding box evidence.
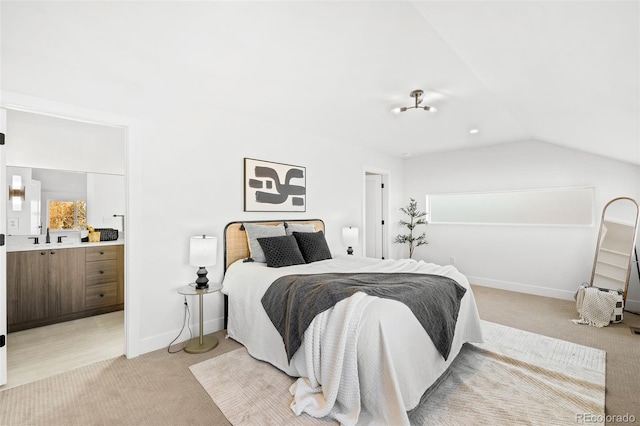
[195,267,209,289]
[184,335,218,354]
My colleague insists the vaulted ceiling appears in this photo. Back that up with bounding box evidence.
[2,1,638,164]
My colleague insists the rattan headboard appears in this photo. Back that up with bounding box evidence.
[223,219,325,270]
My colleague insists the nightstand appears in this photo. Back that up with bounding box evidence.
[177,283,223,354]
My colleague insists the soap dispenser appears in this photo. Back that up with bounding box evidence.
[46,227,51,244]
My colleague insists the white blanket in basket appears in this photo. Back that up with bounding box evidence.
[573,286,618,327]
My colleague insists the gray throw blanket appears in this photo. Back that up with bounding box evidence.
[261,272,466,362]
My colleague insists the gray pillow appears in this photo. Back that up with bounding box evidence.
[257,235,306,268]
[293,230,332,263]
[243,222,286,263]
[285,222,316,236]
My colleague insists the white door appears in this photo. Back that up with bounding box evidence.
[365,174,383,258]
[0,108,8,386]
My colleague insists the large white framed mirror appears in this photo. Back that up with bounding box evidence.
[590,197,640,303]
[6,166,124,237]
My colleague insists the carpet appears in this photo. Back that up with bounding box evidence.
[190,321,606,425]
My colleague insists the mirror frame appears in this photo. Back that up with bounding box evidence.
[589,196,640,302]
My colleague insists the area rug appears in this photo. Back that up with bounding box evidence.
[190,321,606,425]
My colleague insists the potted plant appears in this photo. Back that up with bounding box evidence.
[394,198,428,258]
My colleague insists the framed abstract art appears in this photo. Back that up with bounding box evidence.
[244,158,306,212]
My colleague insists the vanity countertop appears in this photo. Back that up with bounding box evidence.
[7,238,125,253]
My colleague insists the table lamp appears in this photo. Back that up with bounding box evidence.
[342,226,359,255]
[189,235,217,289]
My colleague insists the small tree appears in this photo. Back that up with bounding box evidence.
[394,198,428,258]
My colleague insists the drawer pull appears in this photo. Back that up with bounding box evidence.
[41,251,46,255]
[99,270,104,274]
[50,251,55,255]
[100,293,105,298]
[100,251,104,255]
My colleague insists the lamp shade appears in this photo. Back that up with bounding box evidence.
[342,227,359,247]
[11,175,22,190]
[189,235,217,267]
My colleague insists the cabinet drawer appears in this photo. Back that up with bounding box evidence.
[86,260,117,285]
[85,283,117,308]
[85,246,118,262]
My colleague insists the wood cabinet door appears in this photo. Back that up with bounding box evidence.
[7,251,50,325]
[49,247,86,315]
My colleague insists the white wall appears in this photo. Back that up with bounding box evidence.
[87,173,125,232]
[403,140,640,311]
[133,106,404,353]
[6,109,126,175]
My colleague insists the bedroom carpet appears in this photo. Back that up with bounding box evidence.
[190,320,606,426]
[1,286,637,426]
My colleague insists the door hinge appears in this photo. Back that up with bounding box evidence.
[0,234,4,246]
[0,335,5,348]
[381,183,384,189]
[0,132,4,145]
[381,220,385,225]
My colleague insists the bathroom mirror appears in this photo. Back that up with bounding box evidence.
[6,166,124,236]
[590,197,640,302]
[6,166,87,235]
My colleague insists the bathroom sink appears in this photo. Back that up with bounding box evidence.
[8,241,79,251]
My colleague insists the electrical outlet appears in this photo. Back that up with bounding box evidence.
[450,256,456,265]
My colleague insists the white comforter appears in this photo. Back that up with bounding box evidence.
[222,255,483,425]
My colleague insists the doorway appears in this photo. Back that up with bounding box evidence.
[1,107,127,388]
[364,170,388,259]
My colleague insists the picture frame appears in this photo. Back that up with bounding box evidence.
[244,158,306,212]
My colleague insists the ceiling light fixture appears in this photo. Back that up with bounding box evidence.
[391,89,437,114]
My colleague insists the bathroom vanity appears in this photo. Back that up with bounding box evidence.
[7,240,124,332]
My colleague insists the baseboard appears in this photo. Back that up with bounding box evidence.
[468,276,580,301]
[137,317,225,356]
[625,299,640,314]
[469,276,640,313]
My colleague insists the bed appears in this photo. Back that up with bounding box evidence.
[222,219,483,425]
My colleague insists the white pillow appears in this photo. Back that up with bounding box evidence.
[285,222,316,236]
[243,222,286,263]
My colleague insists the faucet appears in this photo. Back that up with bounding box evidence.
[28,236,40,245]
